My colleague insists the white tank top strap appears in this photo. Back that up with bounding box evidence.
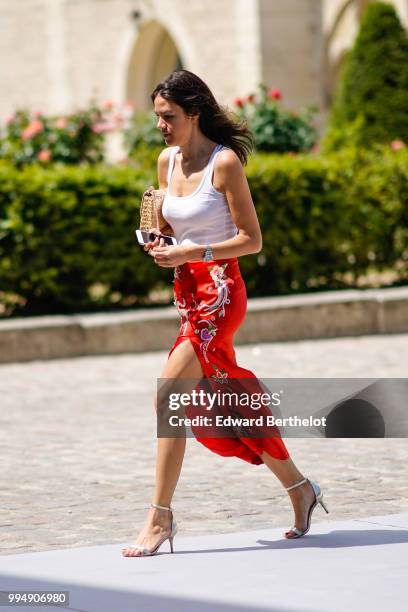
[202,144,224,189]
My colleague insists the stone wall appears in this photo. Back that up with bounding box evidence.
[0,0,407,130]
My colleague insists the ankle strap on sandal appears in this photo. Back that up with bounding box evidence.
[286,478,308,491]
[150,502,172,511]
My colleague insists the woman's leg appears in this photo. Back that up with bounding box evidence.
[122,339,203,556]
[260,451,317,537]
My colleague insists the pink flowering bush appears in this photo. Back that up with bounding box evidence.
[0,100,134,166]
[391,139,406,151]
[234,84,318,154]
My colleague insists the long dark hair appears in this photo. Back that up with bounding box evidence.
[151,70,254,165]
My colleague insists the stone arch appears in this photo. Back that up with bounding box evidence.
[126,20,184,111]
[322,0,397,108]
[327,48,349,107]
[322,0,357,109]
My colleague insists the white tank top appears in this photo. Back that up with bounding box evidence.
[161,144,238,246]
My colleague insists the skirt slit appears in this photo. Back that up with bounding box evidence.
[167,257,290,465]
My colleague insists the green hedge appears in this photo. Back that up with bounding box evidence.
[0,159,170,315]
[0,145,407,316]
[241,145,408,294]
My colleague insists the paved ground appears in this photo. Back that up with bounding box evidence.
[1,512,407,612]
[1,333,407,555]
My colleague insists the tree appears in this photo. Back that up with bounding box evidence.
[323,2,408,151]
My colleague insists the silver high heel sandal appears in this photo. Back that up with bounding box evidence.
[122,503,178,556]
[284,477,329,539]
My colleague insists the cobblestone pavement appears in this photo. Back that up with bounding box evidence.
[1,333,407,554]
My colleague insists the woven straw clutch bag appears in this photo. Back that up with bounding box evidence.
[139,186,174,236]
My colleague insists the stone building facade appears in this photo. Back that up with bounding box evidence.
[1,0,407,137]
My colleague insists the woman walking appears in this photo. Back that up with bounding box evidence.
[122,70,328,557]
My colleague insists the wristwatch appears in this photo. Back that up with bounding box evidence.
[202,244,213,262]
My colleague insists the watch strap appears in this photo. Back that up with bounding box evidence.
[202,244,213,261]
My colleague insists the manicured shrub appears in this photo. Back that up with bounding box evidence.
[0,145,406,316]
[0,160,169,315]
[323,2,408,152]
[240,145,408,295]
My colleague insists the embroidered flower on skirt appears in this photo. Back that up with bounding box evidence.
[199,262,231,318]
[210,363,229,383]
[194,318,218,364]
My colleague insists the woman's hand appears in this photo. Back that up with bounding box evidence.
[143,228,164,253]
[150,244,189,268]
[143,228,189,267]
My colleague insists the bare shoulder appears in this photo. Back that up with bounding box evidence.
[213,147,245,193]
[215,148,242,171]
[158,146,172,163]
[157,147,173,188]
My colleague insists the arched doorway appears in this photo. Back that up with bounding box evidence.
[126,20,183,110]
[322,0,394,109]
[322,0,357,109]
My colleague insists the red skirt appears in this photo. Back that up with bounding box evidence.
[167,257,290,465]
